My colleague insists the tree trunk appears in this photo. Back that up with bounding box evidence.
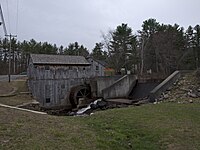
[140,38,144,75]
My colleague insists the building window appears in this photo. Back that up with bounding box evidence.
[69,66,73,70]
[96,66,99,71]
[45,66,50,70]
[46,98,50,103]
[83,67,85,70]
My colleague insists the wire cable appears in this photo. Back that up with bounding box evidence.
[6,0,10,33]
[15,0,19,35]
[0,4,8,35]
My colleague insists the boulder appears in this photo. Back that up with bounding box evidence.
[90,103,98,110]
[189,99,193,103]
[163,94,169,99]
[90,100,107,110]
[187,92,197,98]
[97,100,107,109]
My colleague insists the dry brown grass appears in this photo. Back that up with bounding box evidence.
[0,80,33,106]
[0,82,14,95]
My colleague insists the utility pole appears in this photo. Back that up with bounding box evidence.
[6,34,17,82]
[0,4,7,35]
[1,5,9,82]
[1,4,17,82]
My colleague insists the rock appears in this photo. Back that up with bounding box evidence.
[90,103,98,110]
[197,89,200,92]
[189,99,193,103]
[3,140,10,143]
[163,94,169,99]
[187,92,197,98]
[90,100,108,110]
[197,93,200,97]
[180,88,190,92]
[136,99,149,105]
[134,103,141,106]
[153,100,161,104]
[68,111,76,116]
[97,100,107,109]
[177,82,181,86]
[166,87,172,91]
[169,99,176,102]
[128,142,132,148]
[196,69,200,77]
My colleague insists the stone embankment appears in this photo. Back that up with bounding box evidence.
[154,70,200,104]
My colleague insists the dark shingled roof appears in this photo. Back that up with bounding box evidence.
[30,54,90,65]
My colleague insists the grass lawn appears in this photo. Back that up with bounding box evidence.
[0,103,200,150]
[1,75,200,150]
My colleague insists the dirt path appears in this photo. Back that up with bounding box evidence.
[0,103,47,115]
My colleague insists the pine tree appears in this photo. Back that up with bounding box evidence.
[109,23,137,73]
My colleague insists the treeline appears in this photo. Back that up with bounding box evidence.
[102,19,200,76]
[0,40,90,74]
[138,19,200,76]
[0,18,199,76]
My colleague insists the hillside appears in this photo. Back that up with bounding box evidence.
[161,71,200,103]
[0,71,200,150]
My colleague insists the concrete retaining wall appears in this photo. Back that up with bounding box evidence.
[149,71,181,102]
[102,75,137,99]
[95,76,122,97]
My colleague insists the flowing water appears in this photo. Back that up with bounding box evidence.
[76,99,102,115]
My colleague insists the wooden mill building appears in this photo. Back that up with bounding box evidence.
[28,54,105,109]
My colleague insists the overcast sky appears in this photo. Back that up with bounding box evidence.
[0,0,200,51]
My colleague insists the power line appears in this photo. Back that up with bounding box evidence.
[1,2,18,82]
[0,4,7,35]
[15,0,19,35]
[6,0,11,33]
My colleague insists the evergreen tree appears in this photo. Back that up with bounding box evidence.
[194,25,200,68]
[109,23,137,73]
[91,42,107,61]
[138,18,160,75]
[64,42,89,57]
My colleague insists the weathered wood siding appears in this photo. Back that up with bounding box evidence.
[27,57,106,109]
[28,65,91,80]
[28,79,86,109]
[28,62,91,109]
[87,58,105,77]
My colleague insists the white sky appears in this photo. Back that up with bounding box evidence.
[0,0,200,51]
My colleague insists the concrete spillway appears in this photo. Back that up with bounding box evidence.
[130,71,181,101]
[129,81,160,100]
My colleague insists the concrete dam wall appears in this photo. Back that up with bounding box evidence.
[102,75,138,99]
